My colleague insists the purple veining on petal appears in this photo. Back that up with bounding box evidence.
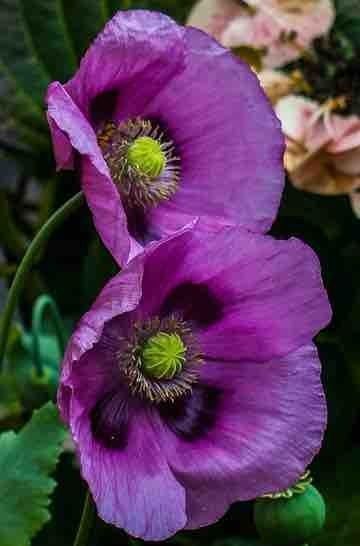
[46,10,285,265]
[159,384,221,441]
[90,390,130,450]
[60,224,331,540]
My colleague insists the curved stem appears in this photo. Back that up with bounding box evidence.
[73,491,96,546]
[31,294,67,376]
[0,191,84,371]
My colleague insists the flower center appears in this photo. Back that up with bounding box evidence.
[98,119,180,209]
[118,316,202,404]
[127,136,166,179]
[141,332,186,380]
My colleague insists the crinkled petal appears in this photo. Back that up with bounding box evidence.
[46,82,130,265]
[65,10,185,120]
[187,0,244,40]
[140,224,331,361]
[59,254,144,421]
[276,95,328,149]
[141,27,284,234]
[61,308,187,539]
[222,0,334,68]
[66,359,187,541]
[327,116,360,153]
[47,115,75,170]
[155,343,326,528]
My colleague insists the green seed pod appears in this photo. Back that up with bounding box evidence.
[254,484,326,546]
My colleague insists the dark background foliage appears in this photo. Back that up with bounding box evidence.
[0,1,359,545]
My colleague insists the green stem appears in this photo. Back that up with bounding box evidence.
[73,491,96,546]
[32,294,67,376]
[0,191,84,371]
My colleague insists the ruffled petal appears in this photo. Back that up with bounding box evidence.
[65,350,187,541]
[141,27,284,234]
[73,406,186,540]
[187,0,244,40]
[46,82,131,265]
[65,10,185,121]
[223,0,334,69]
[197,232,331,361]
[59,254,144,421]
[155,343,326,528]
[48,10,285,261]
[140,224,331,361]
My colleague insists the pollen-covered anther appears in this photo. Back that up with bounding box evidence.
[118,316,202,404]
[97,118,180,209]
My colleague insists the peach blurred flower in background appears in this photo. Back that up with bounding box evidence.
[188,0,335,68]
[275,95,360,216]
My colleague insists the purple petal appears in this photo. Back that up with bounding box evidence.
[59,255,144,422]
[47,10,285,265]
[46,82,131,265]
[155,343,326,528]
[65,10,185,121]
[142,27,285,234]
[69,384,186,539]
[47,115,74,170]
[140,225,331,361]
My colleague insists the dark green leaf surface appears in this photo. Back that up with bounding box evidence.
[62,0,108,60]
[334,0,360,47]
[20,0,78,82]
[0,0,49,118]
[0,402,66,546]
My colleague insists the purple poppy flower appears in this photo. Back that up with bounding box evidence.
[59,223,331,540]
[46,10,284,265]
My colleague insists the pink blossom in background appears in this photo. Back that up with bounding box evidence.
[276,95,360,216]
[188,0,335,68]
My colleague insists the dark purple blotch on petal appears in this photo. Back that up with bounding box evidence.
[90,89,120,127]
[127,207,160,245]
[161,282,223,326]
[159,384,221,441]
[90,390,130,449]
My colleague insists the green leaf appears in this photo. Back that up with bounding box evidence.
[62,0,108,59]
[334,0,360,48]
[0,0,50,151]
[0,0,49,120]
[0,374,22,423]
[0,402,66,546]
[20,0,78,82]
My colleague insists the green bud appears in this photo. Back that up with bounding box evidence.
[141,332,186,380]
[127,136,166,178]
[254,484,326,546]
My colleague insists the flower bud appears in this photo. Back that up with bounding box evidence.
[254,483,326,545]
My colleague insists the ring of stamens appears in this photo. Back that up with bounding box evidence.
[118,315,203,404]
[98,118,180,209]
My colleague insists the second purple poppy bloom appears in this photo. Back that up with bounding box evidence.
[60,222,331,540]
[46,9,284,265]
